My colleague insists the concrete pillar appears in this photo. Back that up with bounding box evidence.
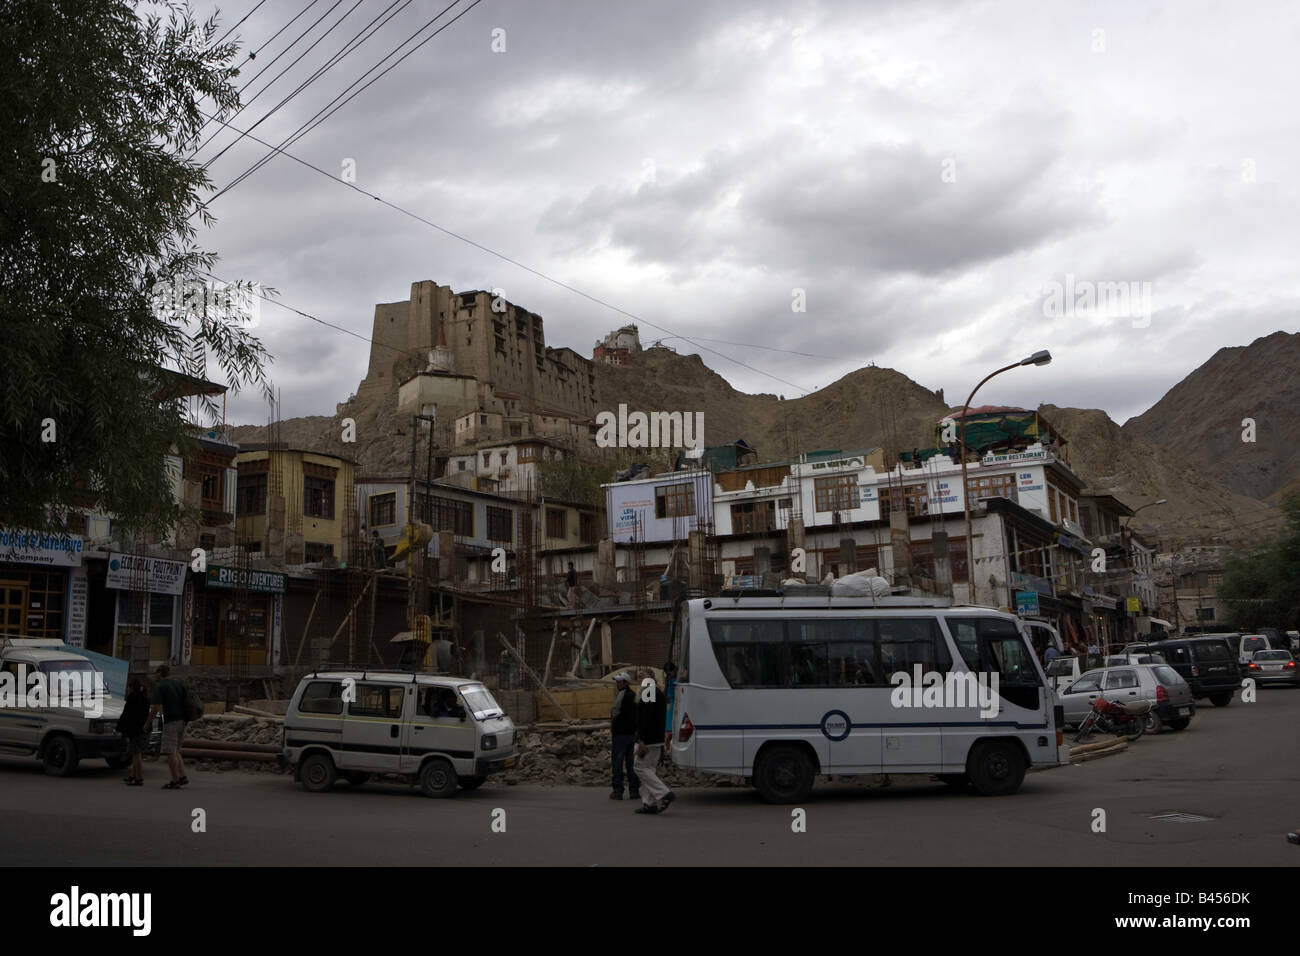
[266,493,286,564]
[932,530,953,596]
[595,538,617,594]
[787,517,807,581]
[890,511,912,588]
[839,538,856,574]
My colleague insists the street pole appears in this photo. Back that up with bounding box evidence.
[959,350,1052,604]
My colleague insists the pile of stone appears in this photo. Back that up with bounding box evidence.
[183,715,289,774]
[483,725,731,789]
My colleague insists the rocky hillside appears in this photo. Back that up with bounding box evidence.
[595,346,950,461]
[1125,331,1300,502]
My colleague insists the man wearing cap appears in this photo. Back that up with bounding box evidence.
[633,669,674,815]
[609,672,640,800]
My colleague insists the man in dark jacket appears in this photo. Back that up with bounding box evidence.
[146,665,188,789]
[633,670,674,815]
[116,678,150,786]
[609,672,639,800]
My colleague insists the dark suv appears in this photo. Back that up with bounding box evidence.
[1129,636,1239,707]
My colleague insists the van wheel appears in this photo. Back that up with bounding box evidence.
[967,741,1025,796]
[299,754,336,793]
[753,744,814,804]
[344,772,371,786]
[1209,693,1232,707]
[419,758,458,798]
[43,735,79,777]
[458,775,487,791]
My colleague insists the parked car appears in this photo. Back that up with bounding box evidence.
[0,638,127,776]
[1246,650,1299,687]
[282,671,517,797]
[1127,636,1239,707]
[1105,653,1166,667]
[1060,664,1195,733]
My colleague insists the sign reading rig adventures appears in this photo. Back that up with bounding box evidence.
[205,565,287,594]
[105,553,185,595]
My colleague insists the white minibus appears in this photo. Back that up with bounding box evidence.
[668,595,1064,802]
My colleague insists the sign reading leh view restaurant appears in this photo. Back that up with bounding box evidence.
[105,552,185,595]
[205,565,287,594]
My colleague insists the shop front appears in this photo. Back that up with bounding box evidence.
[105,552,187,664]
[192,565,285,666]
[0,529,85,641]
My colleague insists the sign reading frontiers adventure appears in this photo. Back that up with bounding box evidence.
[205,565,287,594]
[105,553,185,595]
[0,529,83,567]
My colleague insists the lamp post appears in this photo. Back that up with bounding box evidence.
[959,349,1052,604]
[1123,498,1167,531]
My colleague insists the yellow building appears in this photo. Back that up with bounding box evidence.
[234,448,357,564]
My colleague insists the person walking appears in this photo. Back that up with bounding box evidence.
[116,678,150,786]
[609,672,640,800]
[565,562,579,608]
[146,665,188,789]
[633,669,673,815]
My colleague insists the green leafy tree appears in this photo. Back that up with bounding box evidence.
[1219,495,1300,630]
[0,1,269,538]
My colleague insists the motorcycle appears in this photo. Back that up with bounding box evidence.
[1073,695,1150,743]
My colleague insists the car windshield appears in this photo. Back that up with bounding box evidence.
[458,685,504,720]
[1254,651,1291,661]
[37,660,103,700]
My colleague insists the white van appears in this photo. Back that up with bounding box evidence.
[1238,634,1273,666]
[282,671,517,797]
[0,638,126,776]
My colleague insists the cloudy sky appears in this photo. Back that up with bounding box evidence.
[192,0,1300,430]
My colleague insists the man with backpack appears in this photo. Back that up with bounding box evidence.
[146,665,190,789]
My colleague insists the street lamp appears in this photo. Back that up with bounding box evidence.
[959,350,1053,603]
[1123,498,1167,531]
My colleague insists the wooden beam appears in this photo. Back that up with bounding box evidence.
[567,618,598,677]
[542,620,558,687]
[293,588,323,666]
[497,630,570,720]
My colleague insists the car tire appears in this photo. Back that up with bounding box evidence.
[419,758,458,798]
[1209,693,1232,707]
[42,735,79,777]
[299,753,336,793]
[967,741,1025,797]
[753,744,814,804]
[458,775,487,791]
[1167,718,1190,731]
[344,771,371,786]
[1143,710,1163,734]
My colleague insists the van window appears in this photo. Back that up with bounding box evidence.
[299,681,344,715]
[349,684,403,718]
[1241,637,1267,655]
[1161,644,1190,665]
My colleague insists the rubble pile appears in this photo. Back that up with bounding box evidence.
[184,715,288,774]
[485,727,730,789]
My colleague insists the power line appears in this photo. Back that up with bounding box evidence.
[210,0,473,200]
[213,0,270,47]
[197,112,813,394]
[199,0,362,167]
[192,0,325,148]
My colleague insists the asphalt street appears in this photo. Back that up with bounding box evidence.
[2,684,1298,866]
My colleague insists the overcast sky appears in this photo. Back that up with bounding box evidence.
[191,0,1300,430]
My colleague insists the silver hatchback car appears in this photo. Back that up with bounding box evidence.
[1060,664,1195,734]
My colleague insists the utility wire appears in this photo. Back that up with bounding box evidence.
[198,110,812,394]
[209,0,474,200]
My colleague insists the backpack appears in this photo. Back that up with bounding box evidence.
[181,682,204,722]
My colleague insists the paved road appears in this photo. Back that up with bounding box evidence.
[2,685,1298,866]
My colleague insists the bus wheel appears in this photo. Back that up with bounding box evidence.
[754,745,814,804]
[967,741,1025,797]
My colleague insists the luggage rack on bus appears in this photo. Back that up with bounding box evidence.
[712,583,953,609]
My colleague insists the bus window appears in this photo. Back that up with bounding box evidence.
[878,618,951,682]
[708,619,785,688]
[945,618,979,670]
